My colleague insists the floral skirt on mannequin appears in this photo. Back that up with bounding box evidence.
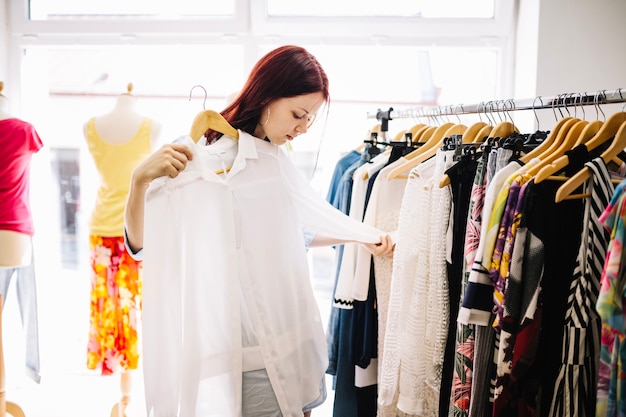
[87,235,142,375]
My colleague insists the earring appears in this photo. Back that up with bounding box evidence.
[259,107,270,127]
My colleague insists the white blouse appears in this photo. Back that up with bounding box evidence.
[141,131,384,417]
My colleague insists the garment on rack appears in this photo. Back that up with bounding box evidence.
[327,149,361,204]
[351,155,408,392]
[142,132,384,417]
[440,154,479,417]
[454,156,527,415]
[327,149,370,377]
[548,157,612,417]
[449,149,489,417]
[334,151,389,308]
[596,178,626,416]
[325,147,371,417]
[379,148,455,416]
[365,100,626,417]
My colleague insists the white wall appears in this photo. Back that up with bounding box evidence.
[535,0,626,96]
[515,0,626,130]
[0,0,8,83]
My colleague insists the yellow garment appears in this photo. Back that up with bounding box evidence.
[86,117,153,236]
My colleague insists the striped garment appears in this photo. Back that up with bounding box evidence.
[548,158,613,417]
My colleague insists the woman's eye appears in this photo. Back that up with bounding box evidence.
[293,113,305,120]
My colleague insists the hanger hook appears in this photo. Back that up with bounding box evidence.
[499,100,506,123]
[552,93,566,120]
[189,84,208,110]
[506,99,516,131]
[482,101,490,125]
[532,96,542,129]
[558,93,567,118]
[592,90,601,121]
[455,103,464,124]
[564,93,571,117]
[565,92,574,118]
[487,101,496,125]
[577,92,585,120]
[491,101,500,123]
[597,89,607,122]
[619,88,626,112]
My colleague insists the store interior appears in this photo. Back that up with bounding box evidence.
[1,1,626,416]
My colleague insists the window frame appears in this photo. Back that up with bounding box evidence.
[5,0,517,107]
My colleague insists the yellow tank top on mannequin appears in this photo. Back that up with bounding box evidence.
[85,117,153,236]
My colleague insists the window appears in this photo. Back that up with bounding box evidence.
[28,0,235,20]
[267,0,495,18]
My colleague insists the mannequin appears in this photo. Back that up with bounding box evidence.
[0,81,44,417]
[83,83,160,417]
[0,83,34,267]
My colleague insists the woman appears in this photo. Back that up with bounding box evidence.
[125,45,394,417]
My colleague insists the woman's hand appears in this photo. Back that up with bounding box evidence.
[125,142,194,253]
[132,142,194,186]
[362,234,395,258]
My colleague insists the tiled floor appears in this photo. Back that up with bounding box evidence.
[2,247,337,417]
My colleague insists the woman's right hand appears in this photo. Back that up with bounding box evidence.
[132,143,194,186]
[125,143,194,253]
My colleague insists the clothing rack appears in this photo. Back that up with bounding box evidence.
[367,88,626,129]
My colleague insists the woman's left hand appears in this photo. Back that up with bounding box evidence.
[363,234,395,258]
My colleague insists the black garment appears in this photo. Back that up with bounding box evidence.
[440,156,479,417]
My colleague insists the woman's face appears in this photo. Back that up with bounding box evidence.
[254,92,325,145]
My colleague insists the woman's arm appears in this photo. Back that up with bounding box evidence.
[310,233,395,257]
[125,142,194,252]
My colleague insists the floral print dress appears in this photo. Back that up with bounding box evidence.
[87,235,142,375]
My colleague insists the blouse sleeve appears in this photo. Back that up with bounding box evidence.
[278,148,383,244]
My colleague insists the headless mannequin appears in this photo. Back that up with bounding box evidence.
[84,84,160,417]
[86,87,161,147]
[0,82,28,417]
[0,88,32,268]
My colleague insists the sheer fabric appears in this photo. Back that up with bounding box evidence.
[141,132,383,417]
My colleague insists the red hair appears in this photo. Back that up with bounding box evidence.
[206,45,329,143]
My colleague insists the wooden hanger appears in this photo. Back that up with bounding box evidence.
[396,123,449,161]
[473,124,493,143]
[412,125,436,146]
[462,121,490,143]
[574,111,626,153]
[523,117,581,178]
[387,123,463,180]
[533,119,601,184]
[573,119,604,147]
[188,84,239,143]
[555,118,626,202]
[488,121,518,140]
[386,122,455,180]
[439,123,491,188]
[189,110,239,143]
[408,123,426,138]
[518,116,574,165]
[392,129,407,141]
